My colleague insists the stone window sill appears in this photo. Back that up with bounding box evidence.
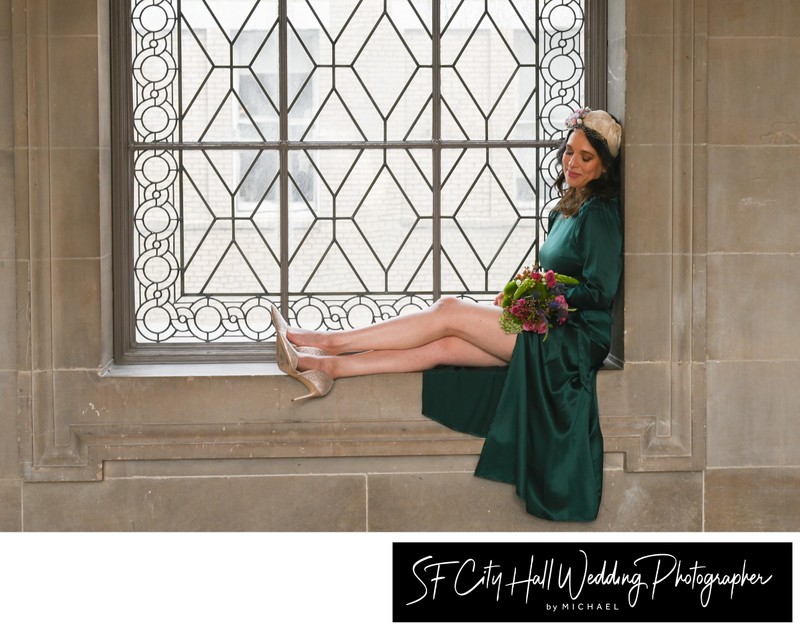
[102,362,284,378]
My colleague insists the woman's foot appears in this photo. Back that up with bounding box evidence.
[271,307,334,401]
[270,305,328,356]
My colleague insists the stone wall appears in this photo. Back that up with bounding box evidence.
[0,0,798,533]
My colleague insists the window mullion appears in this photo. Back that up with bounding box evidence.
[432,1,442,301]
[279,0,289,319]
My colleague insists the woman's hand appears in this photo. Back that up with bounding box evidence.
[493,292,504,307]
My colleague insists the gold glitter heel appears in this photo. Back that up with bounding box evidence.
[270,305,327,356]
[274,320,334,401]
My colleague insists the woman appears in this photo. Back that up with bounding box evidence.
[272,107,623,521]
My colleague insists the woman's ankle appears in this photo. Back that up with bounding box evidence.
[288,329,336,355]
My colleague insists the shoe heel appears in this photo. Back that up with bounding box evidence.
[291,370,334,401]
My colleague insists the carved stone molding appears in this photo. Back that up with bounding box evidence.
[600,0,708,473]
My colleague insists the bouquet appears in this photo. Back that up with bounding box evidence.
[499,266,579,338]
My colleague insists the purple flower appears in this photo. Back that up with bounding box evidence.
[565,107,592,128]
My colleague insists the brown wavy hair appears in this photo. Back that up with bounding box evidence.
[552,123,621,217]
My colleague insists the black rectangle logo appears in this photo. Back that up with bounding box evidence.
[393,542,792,623]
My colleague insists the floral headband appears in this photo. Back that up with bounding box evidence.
[565,107,622,158]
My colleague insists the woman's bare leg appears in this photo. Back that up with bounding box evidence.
[296,335,511,379]
[286,297,515,364]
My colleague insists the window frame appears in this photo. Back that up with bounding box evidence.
[111,0,615,365]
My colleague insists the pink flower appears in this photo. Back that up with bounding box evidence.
[535,321,548,335]
[545,270,556,288]
[531,271,542,282]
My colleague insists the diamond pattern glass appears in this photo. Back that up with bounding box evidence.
[127,0,585,344]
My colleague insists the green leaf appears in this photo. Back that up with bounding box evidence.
[501,280,518,307]
[555,273,579,285]
[513,278,535,301]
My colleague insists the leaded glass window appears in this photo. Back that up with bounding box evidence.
[113,0,597,358]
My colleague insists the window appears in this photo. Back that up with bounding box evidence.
[113,0,603,361]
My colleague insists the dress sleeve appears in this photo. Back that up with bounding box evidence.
[564,199,623,310]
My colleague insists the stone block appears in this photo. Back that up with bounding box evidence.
[0,373,19,478]
[705,468,800,531]
[624,35,675,147]
[622,146,673,254]
[48,0,99,37]
[0,38,10,148]
[707,146,800,253]
[0,0,9,38]
[708,0,800,37]
[620,254,672,362]
[707,361,800,468]
[51,258,104,369]
[0,150,12,256]
[23,474,367,531]
[626,0,674,35]
[597,362,671,423]
[708,37,800,145]
[707,254,800,361]
[48,36,100,148]
[0,480,21,531]
[49,148,102,259]
[0,262,14,372]
[367,468,702,531]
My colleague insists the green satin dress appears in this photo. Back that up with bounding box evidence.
[421,196,623,522]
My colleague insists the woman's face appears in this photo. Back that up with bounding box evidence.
[562,129,604,191]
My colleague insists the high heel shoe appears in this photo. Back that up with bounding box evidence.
[274,325,334,401]
[270,305,327,356]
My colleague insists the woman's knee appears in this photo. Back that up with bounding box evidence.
[430,296,464,332]
[432,296,462,315]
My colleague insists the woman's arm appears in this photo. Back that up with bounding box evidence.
[564,200,623,310]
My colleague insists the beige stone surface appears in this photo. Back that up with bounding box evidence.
[48,36,101,148]
[707,361,800,468]
[29,258,54,372]
[705,468,800,531]
[47,0,100,37]
[707,254,800,361]
[51,258,104,369]
[622,146,674,254]
[104,455,480,479]
[708,36,800,146]
[23,475,367,531]
[49,148,102,259]
[0,263,15,371]
[0,150,13,254]
[625,0,674,35]
[623,34,675,146]
[708,0,800,37]
[367,468,702,532]
[597,362,671,422]
[0,0,9,38]
[0,38,10,148]
[707,146,800,253]
[0,373,18,478]
[0,480,21,531]
[619,254,672,362]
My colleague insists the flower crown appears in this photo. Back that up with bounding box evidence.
[565,107,622,158]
